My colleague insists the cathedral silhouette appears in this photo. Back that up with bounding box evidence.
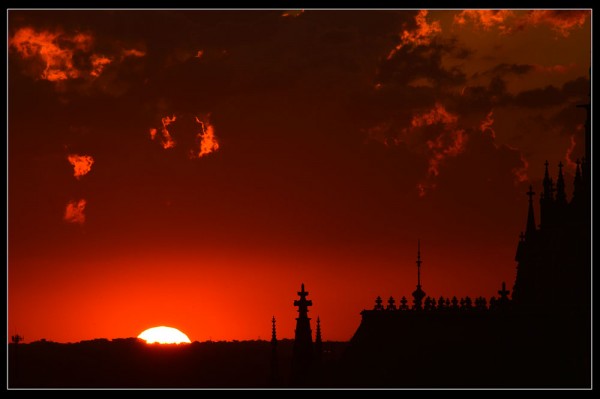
[276,89,591,388]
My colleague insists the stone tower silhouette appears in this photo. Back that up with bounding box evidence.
[291,283,313,386]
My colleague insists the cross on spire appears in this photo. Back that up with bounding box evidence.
[294,283,312,318]
[527,185,535,203]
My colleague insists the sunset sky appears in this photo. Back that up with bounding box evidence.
[8,9,591,343]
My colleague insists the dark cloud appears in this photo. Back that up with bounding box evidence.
[481,63,535,77]
[511,77,589,108]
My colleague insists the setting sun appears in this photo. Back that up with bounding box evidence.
[138,326,191,344]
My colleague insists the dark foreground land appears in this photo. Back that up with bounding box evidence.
[8,338,347,388]
[8,308,591,389]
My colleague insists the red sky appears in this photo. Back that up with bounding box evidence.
[8,9,591,343]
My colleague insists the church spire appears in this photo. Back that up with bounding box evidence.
[555,161,567,205]
[542,160,554,202]
[412,240,426,310]
[315,317,322,345]
[270,316,280,386]
[314,316,323,363]
[291,283,314,386]
[525,185,536,239]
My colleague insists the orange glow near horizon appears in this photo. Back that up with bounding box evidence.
[138,326,192,344]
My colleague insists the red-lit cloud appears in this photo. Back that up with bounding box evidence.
[565,125,584,171]
[9,26,146,83]
[149,115,177,149]
[387,10,441,60]
[411,103,457,128]
[281,10,304,18]
[67,154,95,179]
[160,116,177,149]
[454,10,589,37]
[410,104,467,193]
[454,10,515,33]
[480,111,496,139]
[90,55,112,78]
[9,27,93,81]
[64,199,87,224]
[121,48,146,58]
[424,126,467,177]
[527,10,588,37]
[479,112,529,183]
[533,63,576,74]
[565,134,577,170]
[192,115,220,158]
[512,152,529,183]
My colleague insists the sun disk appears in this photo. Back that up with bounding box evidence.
[138,326,191,344]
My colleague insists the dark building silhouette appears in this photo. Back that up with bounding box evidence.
[290,283,314,386]
[340,93,591,388]
[512,98,591,313]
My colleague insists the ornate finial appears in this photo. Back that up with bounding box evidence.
[387,296,397,310]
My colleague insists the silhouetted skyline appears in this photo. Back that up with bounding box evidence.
[8,9,591,344]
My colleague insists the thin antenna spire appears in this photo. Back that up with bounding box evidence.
[416,239,422,287]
